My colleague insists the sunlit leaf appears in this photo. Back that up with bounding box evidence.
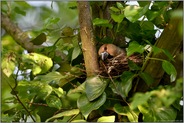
[162,60,177,82]
[46,95,62,109]
[124,6,141,22]
[2,53,16,77]
[138,102,177,122]
[97,115,115,122]
[77,93,106,119]
[111,13,124,23]
[85,76,108,101]
[22,53,53,75]
[139,72,154,85]
[69,82,86,94]
[71,119,86,122]
[124,4,149,22]
[45,109,79,122]
[110,6,120,12]
[130,92,152,110]
[53,87,64,97]
[93,18,113,29]
[116,2,124,10]
[127,41,144,57]
[114,104,138,122]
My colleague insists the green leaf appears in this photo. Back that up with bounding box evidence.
[44,17,60,28]
[53,87,64,98]
[71,119,86,122]
[36,71,62,84]
[146,10,160,21]
[152,46,162,55]
[111,13,124,23]
[139,72,154,85]
[116,2,124,10]
[45,109,79,122]
[124,4,149,22]
[120,71,135,97]
[77,93,106,119]
[127,41,144,57]
[93,18,113,29]
[162,49,175,62]
[128,59,141,70]
[14,7,26,16]
[61,27,74,36]
[69,82,86,94]
[71,46,81,61]
[22,53,53,75]
[138,1,150,7]
[85,76,108,101]
[97,115,115,122]
[110,71,135,98]
[124,6,142,22]
[30,33,47,45]
[141,21,154,30]
[110,6,120,13]
[130,92,152,110]
[46,95,62,109]
[162,60,177,82]
[2,53,16,77]
[114,104,138,122]
[17,81,52,100]
[138,102,177,122]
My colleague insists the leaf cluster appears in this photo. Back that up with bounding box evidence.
[1,1,183,122]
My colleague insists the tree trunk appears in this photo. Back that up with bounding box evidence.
[136,2,183,92]
[78,1,99,76]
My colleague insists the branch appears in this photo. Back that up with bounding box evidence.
[1,13,43,52]
[136,2,183,92]
[78,1,99,76]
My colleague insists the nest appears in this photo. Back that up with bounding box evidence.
[99,53,143,77]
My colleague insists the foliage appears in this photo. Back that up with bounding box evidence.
[1,1,183,122]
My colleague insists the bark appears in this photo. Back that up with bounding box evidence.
[78,1,99,76]
[1,13,43,52]
[136,2,183,92]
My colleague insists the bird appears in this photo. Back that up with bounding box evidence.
[98,44,143,76]
[98,44,126,61]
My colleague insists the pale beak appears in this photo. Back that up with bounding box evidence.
[101,51,109,60]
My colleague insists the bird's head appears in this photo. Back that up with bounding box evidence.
[98,44,126,60]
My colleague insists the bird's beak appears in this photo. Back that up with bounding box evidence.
[101,51,109,60]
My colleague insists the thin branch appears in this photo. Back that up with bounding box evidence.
[6,81,36,122]
[1,13,43,52]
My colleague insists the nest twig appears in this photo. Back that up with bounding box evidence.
[99,53,143,77]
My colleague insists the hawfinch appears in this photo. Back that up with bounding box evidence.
[98,44,126,60]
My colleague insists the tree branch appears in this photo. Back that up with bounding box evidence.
[136,2,183,92]
[1,13,43,52]
[78,1,99,76]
